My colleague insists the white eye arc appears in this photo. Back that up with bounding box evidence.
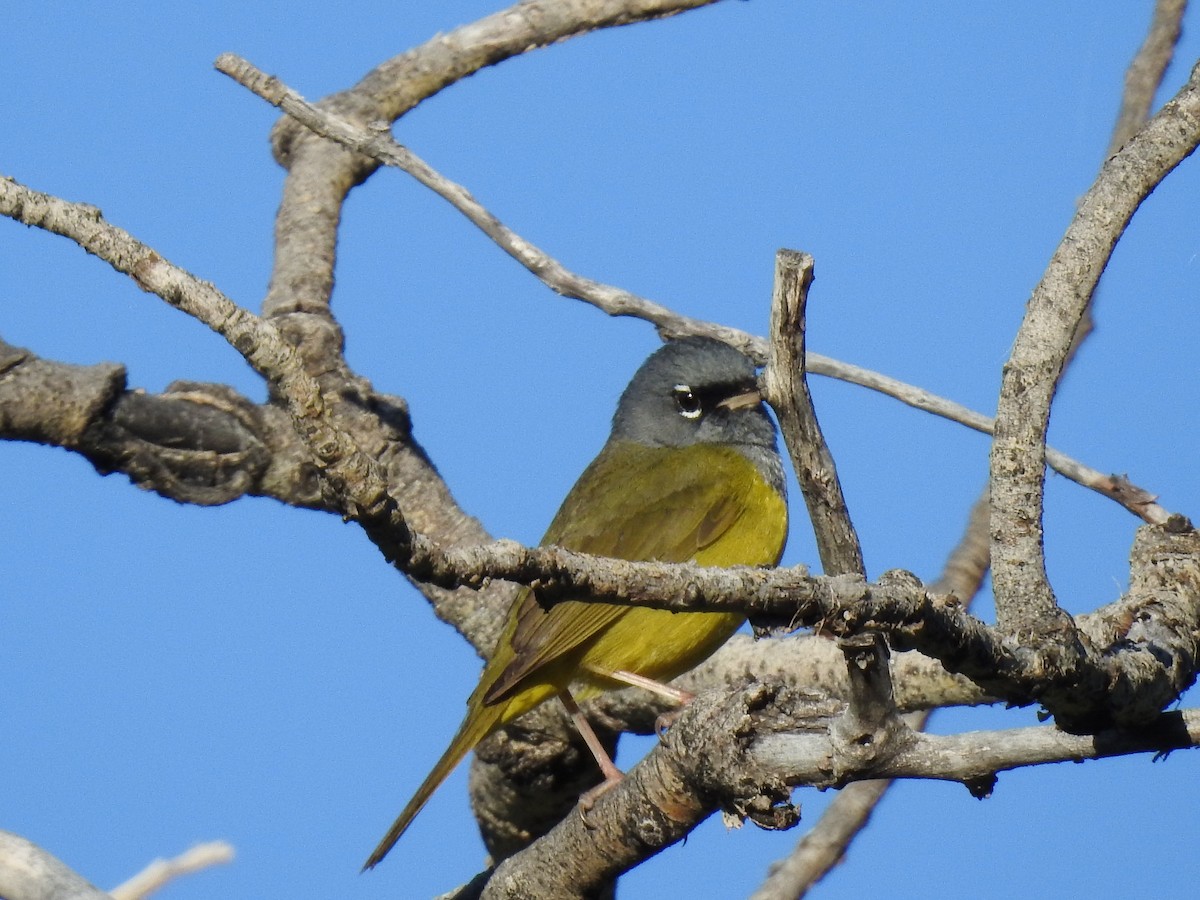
[673,384,703,419]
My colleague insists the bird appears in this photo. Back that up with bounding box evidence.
[364,336,788,869]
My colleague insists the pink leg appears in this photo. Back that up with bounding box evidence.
[558,690,624,815]
[582,666,695,705]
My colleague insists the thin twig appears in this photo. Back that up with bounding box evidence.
[1075,0,1189,373]
[211,57,1174,525]
[805,353,1172,524]
[263,0,731,320]
[1109,0,1188,158]
[109,842,235,900]
[216,53,759,358]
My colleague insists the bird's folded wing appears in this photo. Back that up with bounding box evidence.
[482,444,751,705]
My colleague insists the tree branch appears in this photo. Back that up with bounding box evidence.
[214,56,1178,526]
[0,174,511,649]
[764,249,864,576]
[989,61,1200,653]
[0,832,112,900]
[754,15,1194,898]
[477,680,1200,898]
[750,494,996,899]
[261,0,730,321]
[0,336,325,507]
[751,706,1200,789]
[393,521,1200,725]
[1109,0,1188,159]
[806,354,1173,524]
[108,841,235,900]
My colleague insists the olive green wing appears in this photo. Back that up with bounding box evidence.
[481,442,761,705]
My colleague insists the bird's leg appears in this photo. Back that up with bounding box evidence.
[583,665,694,735]
[558,690,624,818]
[588,667,695,705]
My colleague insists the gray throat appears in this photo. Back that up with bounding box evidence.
[733,441,787,502]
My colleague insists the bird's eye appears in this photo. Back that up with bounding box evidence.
[673,384,703,419]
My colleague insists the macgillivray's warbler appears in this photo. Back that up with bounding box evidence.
[365,336,789,868]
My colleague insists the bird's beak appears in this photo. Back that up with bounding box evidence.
[718,388,763,411]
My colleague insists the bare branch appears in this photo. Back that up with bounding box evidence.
[806,353,1174,524]
[748,778,892,900]
[1066,0,1190,353]
[215,53,759,357]
[764,249,864,575]
[109,842,235,900]
[464,629,991,875]
[261,0,730,323]
[0,831,112,900]
[0,178,384,506]
[0,337,325,507]
[0,175,508,648]
[216,57,1175,525]
[479,680,1200,898]
[1109,0,1188,158]
[480,683,801,900]
[397,522,1200,726]
[674,635,990,720]
[989,61,1200,644]
[751,707,1200,788]
[752,496,995,899]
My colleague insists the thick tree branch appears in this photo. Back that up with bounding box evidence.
[479,680,1200,898]
[395,522,1200,727]
[0,178,383,508]
[0,337,124,446]
[480,683,803,900]
[463,631,991,872]
[751,495,996,900]
[0,337,324,507]
[0,175,509,648]
[989,62,1200,648]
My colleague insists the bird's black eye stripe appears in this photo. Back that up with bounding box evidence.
[673,380,757,419]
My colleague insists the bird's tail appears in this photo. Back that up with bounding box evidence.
[362,699,504,870]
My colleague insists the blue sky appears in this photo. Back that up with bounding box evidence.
[2,2,1198,898]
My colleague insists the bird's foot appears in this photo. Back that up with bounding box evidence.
[577,772,625,827]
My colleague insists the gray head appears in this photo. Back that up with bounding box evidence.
[610,339,782,489]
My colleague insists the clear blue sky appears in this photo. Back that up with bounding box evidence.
[2,2,1198,898]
